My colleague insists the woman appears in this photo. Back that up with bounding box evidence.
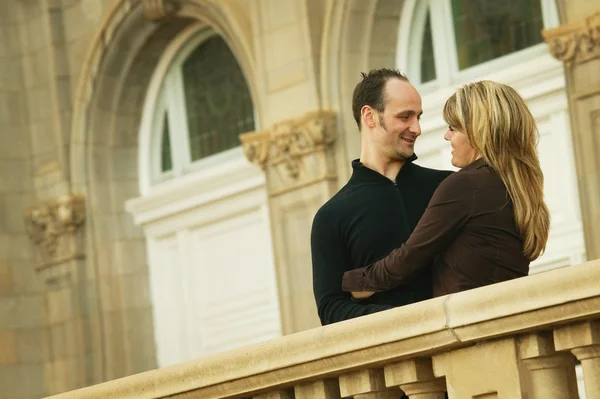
[342,80,550,298]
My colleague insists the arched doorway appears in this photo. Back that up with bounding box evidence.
[127,25,282,368]
[69,1,281,376]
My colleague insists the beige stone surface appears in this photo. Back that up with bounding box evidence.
[255,390,295,399]
[0,260,12,294]
[444,260,600,341]
[544,4,600,260]
[0,0,596,398]
[0,331,18,365]
[40,259,600,399]
[518,332,579,399]
[295,379,341,399]
[339,369,389,397]
[433,338,529,398]
[554,321,600,399]
[384,359,446,398]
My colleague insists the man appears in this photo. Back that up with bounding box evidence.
[311,68,452,325]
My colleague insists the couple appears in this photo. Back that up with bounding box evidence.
[311,68,550,325]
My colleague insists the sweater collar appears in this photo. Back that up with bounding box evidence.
[350,154,418,184]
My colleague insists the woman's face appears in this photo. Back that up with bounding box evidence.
[444,126,479,168]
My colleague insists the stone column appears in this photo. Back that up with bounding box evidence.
[554,321,600,399]
[241,110,338,334]
[24,194,100,394]
[385,359,446,399]
[338,369,404,398]
[542,6,600,260]
[433,338,531,398]
[518,332,579,399]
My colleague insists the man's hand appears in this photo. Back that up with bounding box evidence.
[351,291,374,299]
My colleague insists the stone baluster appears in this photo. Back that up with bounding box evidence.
[295,379,341,398]
[384,359,446,399]
[433,337,530,398]
[339,369,404,398]
[518,332,579,398]
[554,320,600,399]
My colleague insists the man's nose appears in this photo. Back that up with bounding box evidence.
[408,119,421,136]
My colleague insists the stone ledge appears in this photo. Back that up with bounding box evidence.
[45,259,600,399]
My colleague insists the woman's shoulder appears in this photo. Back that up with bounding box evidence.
[436,162,505,205]
[434,167,478,199]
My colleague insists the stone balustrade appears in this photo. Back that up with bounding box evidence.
[46,259,600,399]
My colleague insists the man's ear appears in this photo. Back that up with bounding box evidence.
[361,106,376,129]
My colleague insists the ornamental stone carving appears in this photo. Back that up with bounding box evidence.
[240,111,336,179]
[24,195,86,270]
[141,0,179,22]
[543,10,600,65]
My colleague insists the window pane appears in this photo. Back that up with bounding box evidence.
[161,112,172,172]
[451,0,544,70]
[420,10,436,83]
[182,36,255,161]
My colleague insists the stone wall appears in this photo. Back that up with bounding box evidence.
[1,2,44,398]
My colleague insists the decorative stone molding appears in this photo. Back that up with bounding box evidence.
[240,111,336,180]
[141,0,179,22]
[24,194,86,271]
[543,10,600,65]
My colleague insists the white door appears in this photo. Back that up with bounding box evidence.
[130,153,282,367]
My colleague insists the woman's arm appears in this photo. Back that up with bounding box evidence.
[342,172,474,293]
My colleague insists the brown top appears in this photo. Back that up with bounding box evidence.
[341,158,529,297]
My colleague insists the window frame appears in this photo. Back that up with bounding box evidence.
[397,0,560,92]
[138,24,258,193]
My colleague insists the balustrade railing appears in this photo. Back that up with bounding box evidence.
[47,259,600,399]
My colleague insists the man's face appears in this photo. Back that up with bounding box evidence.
[370,80,423,162]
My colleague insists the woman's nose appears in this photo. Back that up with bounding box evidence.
[444,131,451,141]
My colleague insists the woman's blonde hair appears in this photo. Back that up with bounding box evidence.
[443,80,550,261]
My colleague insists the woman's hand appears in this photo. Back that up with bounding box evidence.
[351,291,374,299]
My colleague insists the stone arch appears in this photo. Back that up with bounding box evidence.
[67,0,260,380]
[70,0,259,190]
[321,0,406,181]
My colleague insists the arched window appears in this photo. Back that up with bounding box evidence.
[398,0,559,89]
[151,30,256,183]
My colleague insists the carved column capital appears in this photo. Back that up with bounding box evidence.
[24,194,86,271]
[240,110,336,180]
[141,0,179,22]
[543,10,600,65]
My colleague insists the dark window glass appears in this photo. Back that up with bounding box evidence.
[181,36,255,161]
[451,0,544,70]
[420,10,436,83]
[161,112,172,172]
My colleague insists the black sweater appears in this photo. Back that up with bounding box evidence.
[311,158,452,325]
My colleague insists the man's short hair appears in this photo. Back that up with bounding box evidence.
[352,68,409,129]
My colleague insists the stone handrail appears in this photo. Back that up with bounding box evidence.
[47,260,600,398]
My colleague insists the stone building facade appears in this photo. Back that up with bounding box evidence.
[0,0,598,398]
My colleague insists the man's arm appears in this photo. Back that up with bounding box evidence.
[311,209,393,325]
